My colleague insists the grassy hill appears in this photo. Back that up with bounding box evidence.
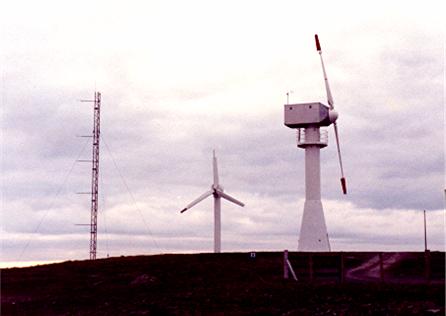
[2,252,444,315]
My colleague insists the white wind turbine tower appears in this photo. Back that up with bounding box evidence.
[284,34,347,251]
[180,150,245,253]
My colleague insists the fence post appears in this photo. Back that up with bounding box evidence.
[309,254,314,282]
[379,252,384,283]
[340,252,345,284]
[284,250,289,279]
[424,250,431,282]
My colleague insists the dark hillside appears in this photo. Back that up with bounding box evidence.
[2,252,444,315]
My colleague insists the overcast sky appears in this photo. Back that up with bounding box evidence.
[1,0,445,267]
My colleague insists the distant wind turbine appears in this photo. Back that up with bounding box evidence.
[180,150,245,253]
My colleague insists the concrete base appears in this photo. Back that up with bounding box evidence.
[298,199,330,251]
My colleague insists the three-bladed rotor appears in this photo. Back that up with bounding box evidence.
[180,150,244,214]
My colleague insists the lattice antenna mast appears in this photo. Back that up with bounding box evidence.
[90,92,101,260]
[80,92,101,259]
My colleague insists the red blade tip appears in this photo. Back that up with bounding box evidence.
[341,177,347,195]
[315,34,321,51]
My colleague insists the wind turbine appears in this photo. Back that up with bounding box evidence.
[284,34,347,251]
[180,150,245,253]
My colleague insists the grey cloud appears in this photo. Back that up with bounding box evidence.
[2,4,445,264]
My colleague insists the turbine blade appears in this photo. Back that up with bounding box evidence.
[213,150,219,186]
[180,190,213,213]
[217,190,245,207]
[333,122,347,194]
[315,34,334,109]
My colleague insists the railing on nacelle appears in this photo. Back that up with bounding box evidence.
[297,129,328,148]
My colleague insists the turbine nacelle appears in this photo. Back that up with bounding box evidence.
[284,102,337,129]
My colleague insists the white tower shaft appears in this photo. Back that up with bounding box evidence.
[214,195,221,253]
[298,127,330,251]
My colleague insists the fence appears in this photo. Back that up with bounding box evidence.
[283,251,444,284]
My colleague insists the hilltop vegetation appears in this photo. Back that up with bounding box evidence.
[2,252,445,315]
